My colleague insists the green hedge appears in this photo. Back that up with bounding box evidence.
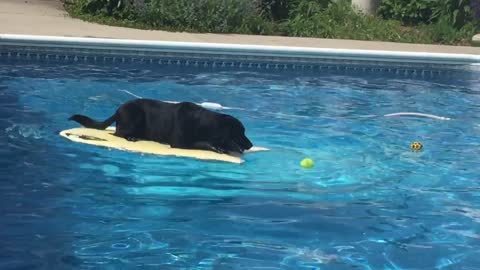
[65,0,479,45]
[378,0,475,29]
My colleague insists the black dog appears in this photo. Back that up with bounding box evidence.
[69,99,253,154]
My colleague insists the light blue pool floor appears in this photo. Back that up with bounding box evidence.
[0,62,480,269]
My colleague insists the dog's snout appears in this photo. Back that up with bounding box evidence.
[240,136,253,149]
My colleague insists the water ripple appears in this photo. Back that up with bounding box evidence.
[1,62,480,269]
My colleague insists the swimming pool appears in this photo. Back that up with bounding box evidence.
[1,35,480,269]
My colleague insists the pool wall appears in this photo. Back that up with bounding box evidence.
[1,34,480,75]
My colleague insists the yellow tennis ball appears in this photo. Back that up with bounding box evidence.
[410,142,423,151]
[301,158,314,169]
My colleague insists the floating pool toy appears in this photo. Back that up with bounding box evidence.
[118,89,242,111]
[410,142,423,151]
[301,158,314,169]
[60,127,269,164]
[384,112,451,121]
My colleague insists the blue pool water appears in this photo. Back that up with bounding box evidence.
[1,59,480,269]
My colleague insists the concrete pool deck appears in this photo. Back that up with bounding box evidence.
[1,0,480,55]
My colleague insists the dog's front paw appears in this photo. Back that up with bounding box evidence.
[212,146,227,154]
[126,137,138,142]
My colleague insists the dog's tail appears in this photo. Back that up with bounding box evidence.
[68,112,117,130]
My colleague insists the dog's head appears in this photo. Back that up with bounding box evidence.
[220,114,253,153]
